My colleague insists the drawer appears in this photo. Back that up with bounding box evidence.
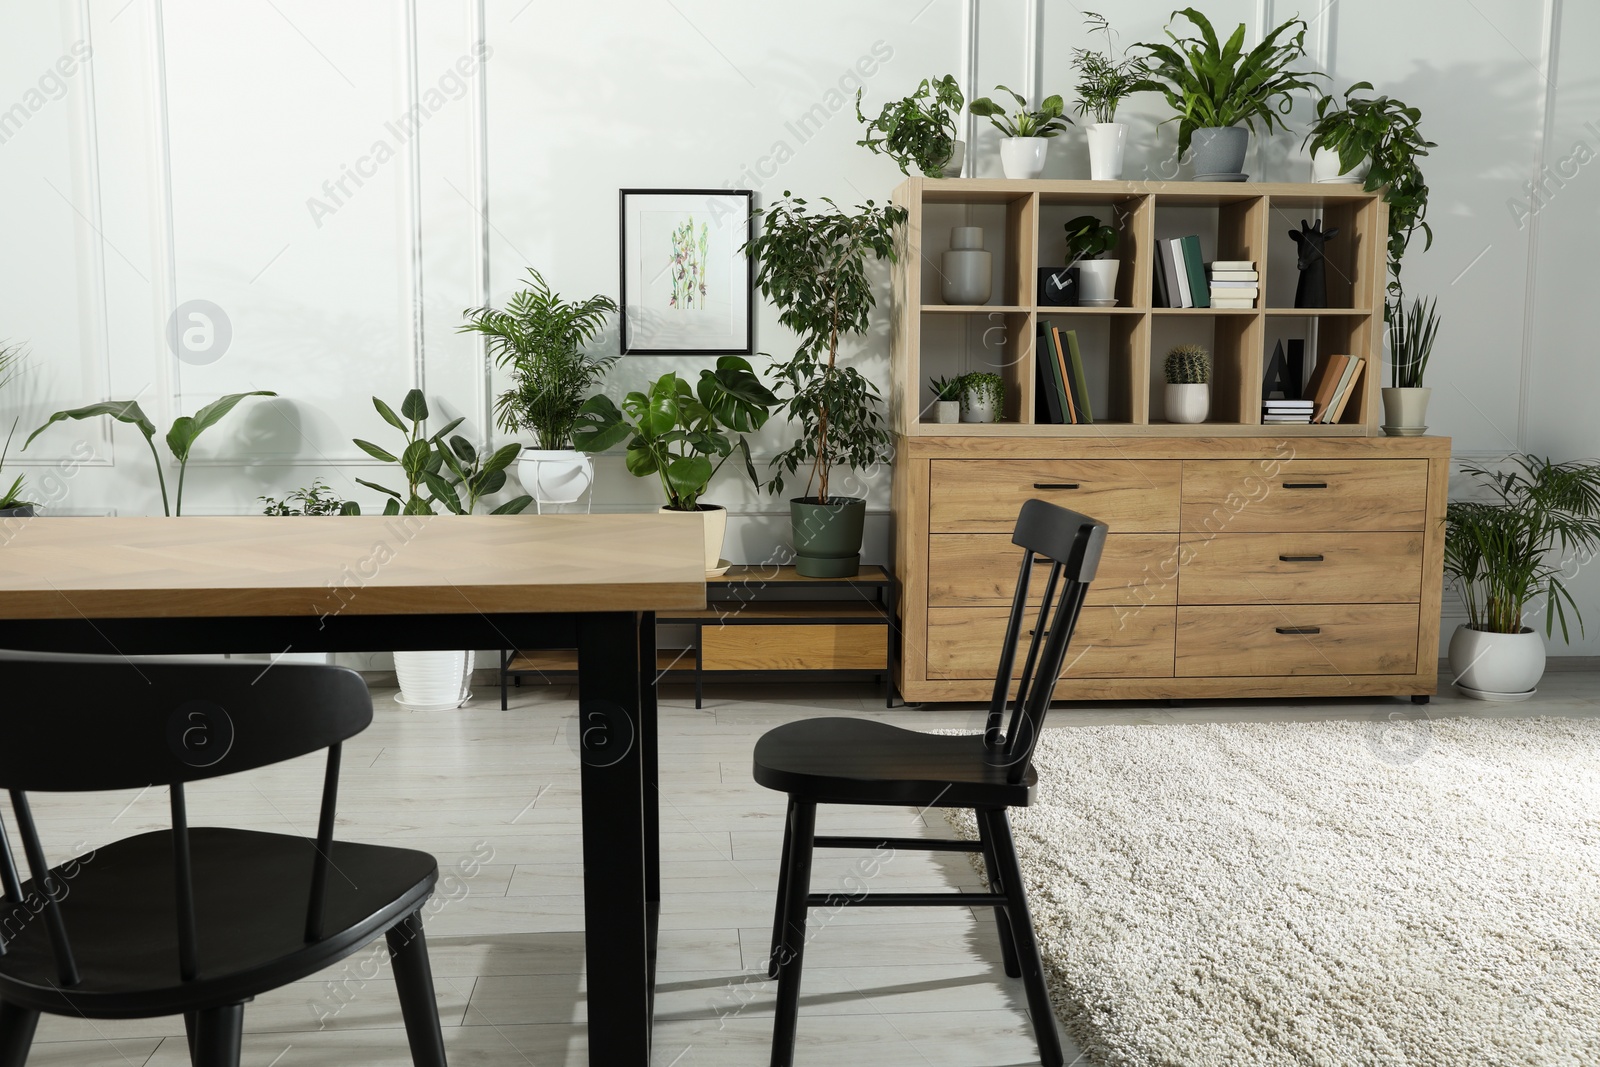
[929,533,1179,608]
[701,624,887,672]
[930,460,1180,533]
[1178,533,1423,604]
[1181,459,1428,532]
[1174,605,1419,676]
[927,606,1175,679]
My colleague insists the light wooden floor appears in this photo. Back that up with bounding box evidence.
[12,673,1600,1066]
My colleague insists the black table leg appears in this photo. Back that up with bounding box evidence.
[578,611,652,1065]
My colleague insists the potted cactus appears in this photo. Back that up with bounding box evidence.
[1164,344,1210,423]
[928,376,962,424]
[959,372,1004,424]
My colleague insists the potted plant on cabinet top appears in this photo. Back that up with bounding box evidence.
[928,376,961,424]
[969,85,1072,179]
[1071,11,1141,180]
[573,358,776,576]
[1444,454,1600,699]
[1063,214,1120,307]
[1164,344,1210,423]
[958,372,1004,424]
[856,75,966,178]
[260,479,359,516]
[743,193,906,577]
[1304,81,1434,187]
[459,267,617,511]
[1383,295,1440,435]
[0,342,37,519]
[1132,8,1322,181]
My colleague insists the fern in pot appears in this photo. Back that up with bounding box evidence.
[743,193,906,577]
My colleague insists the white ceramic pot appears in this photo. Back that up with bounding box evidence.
[394,650,475,711]
[959,391,1000,424]
[1448,624,1545,698]
[1311,149,1371,184]
[999,137,1048,179]
[1165,383,1210,424]
[1086,122,1128,180]
[660,503,727,574]
[517,449,594,505]
[1381,387,1431,436]
[932,400,960,424]
[932,139,965,178]
[1076,259,1120,306]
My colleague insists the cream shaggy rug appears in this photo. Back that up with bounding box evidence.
[945,716,1600,1067]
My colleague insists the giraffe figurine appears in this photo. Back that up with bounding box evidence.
[1289,218,1341,309]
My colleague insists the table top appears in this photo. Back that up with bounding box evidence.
[0,515,707,620]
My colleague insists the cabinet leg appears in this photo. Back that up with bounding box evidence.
[1411,694,1430,705]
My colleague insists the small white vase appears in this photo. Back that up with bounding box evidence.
[394,650,475,711]
[941,226,993,305]
[660,503,727,574]
[1311,149,1371,184]
[517,449,594,505]
[999,137,1048,179]
[1076,259,1120,306]
[1381,387,1431,435]
[1448,624,1545,697]
[932,400,960,424]
[1086,122,1127,180]
[1165,383,1209,424]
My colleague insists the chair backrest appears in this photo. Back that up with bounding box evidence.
[0,650,374,984]
[983,500,1108,784]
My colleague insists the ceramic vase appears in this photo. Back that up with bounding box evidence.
[1190,126,1249,181]
[394,650,475,711]
[1086,122,1128,180]
[999,136,1048,179]
[1381,387,1431,436]
[1448,625,1545,699]
[517,449,594,506]
[941,226,993,305]
[1165,383,1209,424]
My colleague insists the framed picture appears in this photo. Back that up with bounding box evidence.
[619,188,754,355]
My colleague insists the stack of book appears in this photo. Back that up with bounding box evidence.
[1033,319,1094,425]
[1208,261,1258,309]
[1304,353,1366,424]
[1262,399,1314,424]
[1153,235,1209,308]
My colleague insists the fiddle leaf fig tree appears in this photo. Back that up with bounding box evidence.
[743,193,907,505]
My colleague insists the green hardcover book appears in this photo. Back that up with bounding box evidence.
[1181,235,1210,308]
[1064,329,1094,424]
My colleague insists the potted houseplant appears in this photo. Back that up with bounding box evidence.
[0,342,37,519]
[928,376,961,424]
[856,75,966,178]
[573,357,776,575]
[744,193,906,577]
[1164,344,1210,423]
[959,372,1004,424]
[1443,454,1600,699]
[1132,9,1322,181]
[1383,295,1439,435]
[259,479,359,516]
[354,388,532,710]
[1063,214,1119,306]
[1304,82,1434,187]
[459,267,617,510]
[969,85,1072,179]
[1071,11,1140,180]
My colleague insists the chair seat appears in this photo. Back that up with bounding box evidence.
[752,717,1036,808]
[0,827,436,1018]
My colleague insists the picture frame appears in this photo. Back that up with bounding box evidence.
[619,188,754,355]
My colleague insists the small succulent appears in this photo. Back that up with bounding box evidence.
[929,375,963,401]
[1165,344,1211,384]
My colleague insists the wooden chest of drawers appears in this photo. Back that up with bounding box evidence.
[892,436,1450,703]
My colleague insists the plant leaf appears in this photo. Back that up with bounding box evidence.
[25,400,157,450]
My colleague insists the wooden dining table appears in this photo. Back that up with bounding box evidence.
[0,513,707,1065]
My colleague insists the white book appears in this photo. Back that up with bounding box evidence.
[1211,299,1255,308]
[1208,270,1259,282]
[1164,239,1191,307]
[1263,400,1314,409]
[1209,280,1260,289]
[1210,260,1255,271]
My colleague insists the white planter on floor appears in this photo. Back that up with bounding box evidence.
[394,650,475,711]
[1448,625,1545,699]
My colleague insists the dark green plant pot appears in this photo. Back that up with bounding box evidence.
[0,505,34,519]
[790,497,866,578]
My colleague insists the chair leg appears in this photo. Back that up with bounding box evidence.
[977,813,1022,978]
[769,800,816,1067]
[982,809,1064,1067]
[767,798,797,979]
[0,1000,39,1067]
[183,1012,198,1066]
[191,1003,244,1067]
[387,910,448,1067]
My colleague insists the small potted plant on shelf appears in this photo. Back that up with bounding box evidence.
[1063,215,1119,307]
[1132,8,1322,181]
[1444,454,1600,699]
[743,193,906,577]
[1164,344,1210,423]
[928,376,962,424]
[573,357,776,576]
[459,267,617,510]
[959,372,1004,424]
[1304,82,1434,186]
[1071,11,1141,180]
[1383,295,1440,435]
[260,479,358,516]
[969,85,1072,179]
[856,75,966,178]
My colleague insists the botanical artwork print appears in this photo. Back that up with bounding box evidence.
[669,216,709,310]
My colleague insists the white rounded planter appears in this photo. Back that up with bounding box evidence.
[660,503,728,575]
[1086,122,1128,180]
[999,137,1048,179]
[517,449,594,506]
[1076,259,1120,307]
[960,392,1001,424]
[1311,149,1371,184]
[1165,383,1210,424]
[394,650,475,711]
[1381,387,1431,436]
[1448,624,1545,699]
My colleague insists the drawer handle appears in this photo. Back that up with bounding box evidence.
[1276,626,1321,636]
[1033,482,1080,490]
[1278,554,1325,563]
[1282,481,1328,489]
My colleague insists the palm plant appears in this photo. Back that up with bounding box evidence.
[459,268,618,450]
[1444,455,1600,640]
[969,86,1072,138]
[1387,295,1440,389]
[1071,12,1140,124]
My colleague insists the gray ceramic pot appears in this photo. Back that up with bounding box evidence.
[1190,126,1249,181]
[789,497,866,578]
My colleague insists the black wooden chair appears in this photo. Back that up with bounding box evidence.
[753,499,1107,1067]
[0,650,447,1067]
